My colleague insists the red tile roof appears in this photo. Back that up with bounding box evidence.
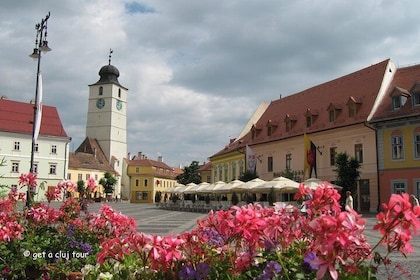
[127,158,178,179]
[0,98,68,138]
[370,63,420,121]
[198,161,213,171]
[128,158,173,170]
[211,59,391,158]
[70,137,117,174]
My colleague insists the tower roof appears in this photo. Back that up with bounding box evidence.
[90,64,125,87]
[89,50,127,89]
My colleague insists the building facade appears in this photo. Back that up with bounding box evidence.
[210,59,400,212]
[0,97,70,200]
[68,137,117,199]
[127,154,178,203]
[370,63,420,206]
[198,162,213,183]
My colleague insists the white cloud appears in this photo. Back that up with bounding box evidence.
[2,0,420,167]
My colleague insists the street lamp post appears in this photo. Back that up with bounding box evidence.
[27,12,51,208]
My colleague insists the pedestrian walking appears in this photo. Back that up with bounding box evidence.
[410,194,419,208]
[345,191,353,210]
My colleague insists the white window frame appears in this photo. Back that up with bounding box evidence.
[414,133,420,159]
[391,135,404,160]
[354,143,363,163]
[415,179,420,198]
[49,164,57,175]
[11,162,19,173]
[391,180,407,194]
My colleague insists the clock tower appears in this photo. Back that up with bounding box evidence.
[86,51,127,196]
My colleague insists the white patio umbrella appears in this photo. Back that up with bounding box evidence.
[234,178,266,193]
[171,183,187,194]
[251,176,300,193]
[302,178,343,190]
[194,182,211,193]
[212,179,243,194]
[183,182,198,194]
[197,181,226,194]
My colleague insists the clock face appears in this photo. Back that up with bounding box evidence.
[116,100,122,111]
[96,98,105,109]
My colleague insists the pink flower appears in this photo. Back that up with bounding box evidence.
[26,204,60,225]
[45,187,62,203]
[57,180,76,192]
[374,193,420,254]
[86,178,97,192]
[18,173,37,190]
[0,212,23,242]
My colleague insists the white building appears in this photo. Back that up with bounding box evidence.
[0,97,70,200]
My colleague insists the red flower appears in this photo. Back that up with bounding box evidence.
[374,193,420,254]
[18,173,37,190]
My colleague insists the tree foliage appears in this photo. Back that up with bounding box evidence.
[176,161,202,185]
[334,152,361,204]
[99,172,118,194]
[238,170,258,182]
[77,180,85,194]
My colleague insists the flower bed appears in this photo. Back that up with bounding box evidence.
[1,174,419,279]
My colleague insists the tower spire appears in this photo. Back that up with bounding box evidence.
[108,48,113,65]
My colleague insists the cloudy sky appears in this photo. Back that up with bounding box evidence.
[1,1,420,168]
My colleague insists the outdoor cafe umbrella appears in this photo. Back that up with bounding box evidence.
[251,176,300,193]
[212,179,244,194]
[302,178,343,190]
[234,178,266,193]
[171,183,187,194]
[162,183,184,193]
[197,181,226,194]
[194,182,211,193]
[183,182,198,194]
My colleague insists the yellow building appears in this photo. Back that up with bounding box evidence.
[370,64,420,205]
[198,162,213,183]
[209,146,245,183]
[127,154,178,203]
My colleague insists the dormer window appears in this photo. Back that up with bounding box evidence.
[390,86,410,111]
[266,120,278,136]
[392,96,402,110]
[251,124,262,140]
[346,97,362,117]
[409,82,420,107]
[414,92,420,107]
[327,103,342,122]
[306,116,312,127]
[284,114,297,132]
[305,108,318,128]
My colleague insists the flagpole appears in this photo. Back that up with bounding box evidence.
[27,12,51,208]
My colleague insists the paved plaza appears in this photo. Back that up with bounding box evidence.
[53,201,420,278]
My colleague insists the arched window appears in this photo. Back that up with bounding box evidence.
[99,86,103,96]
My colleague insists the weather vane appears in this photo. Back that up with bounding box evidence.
[108,48,113,65]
